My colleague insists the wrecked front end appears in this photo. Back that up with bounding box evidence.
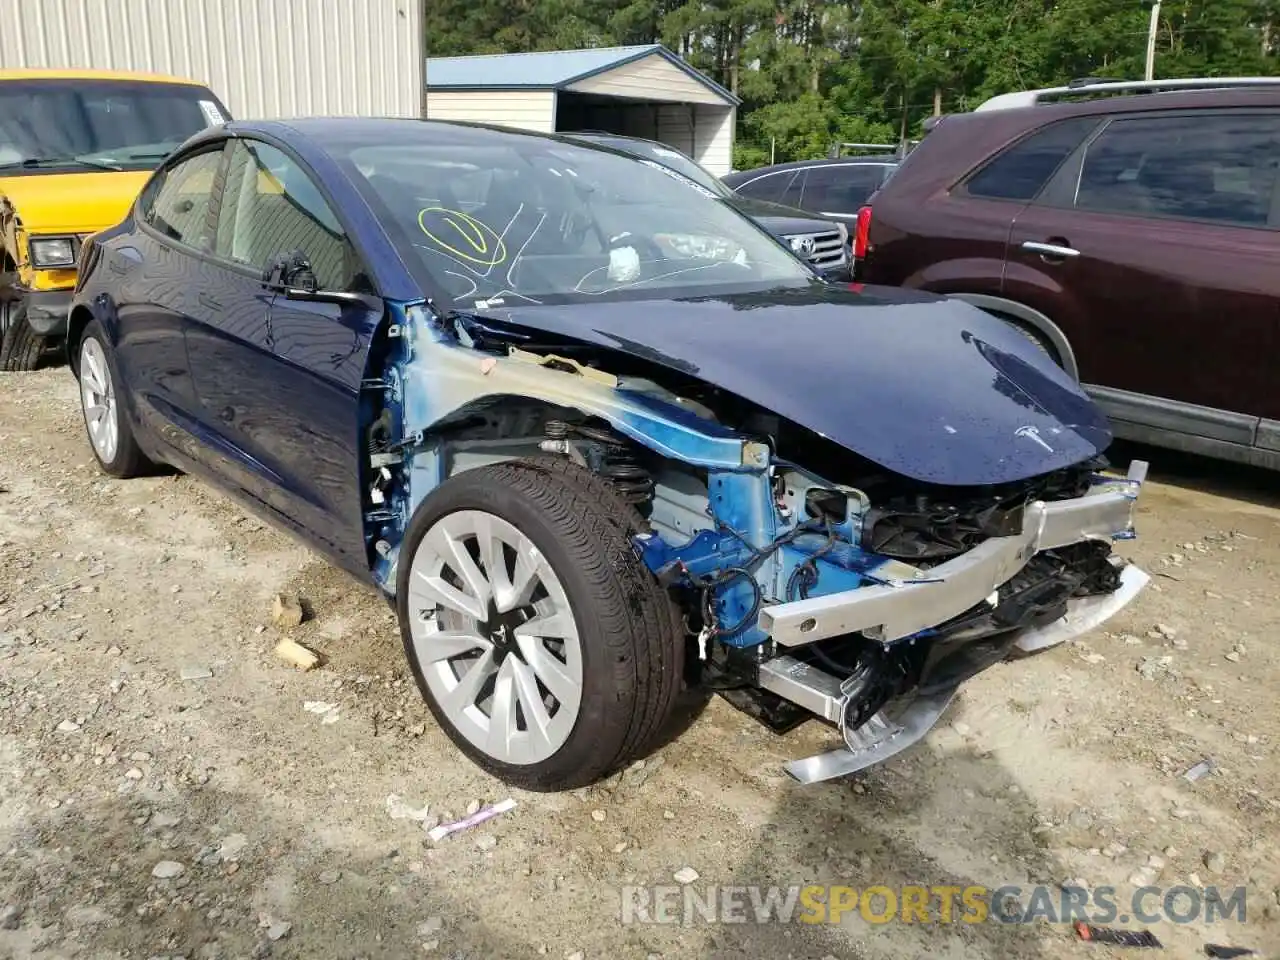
[360,298,1148,784]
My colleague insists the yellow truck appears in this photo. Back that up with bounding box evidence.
[0,68,232,370]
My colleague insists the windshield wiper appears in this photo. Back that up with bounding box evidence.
[120,150,174,162]
[0,155,122,172]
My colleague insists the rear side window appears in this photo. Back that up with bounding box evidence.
[736,170,798,203]
[965,117,1099,201]
[143,149,223,249]
[1075,113,1280,227]
[802,165,887,213]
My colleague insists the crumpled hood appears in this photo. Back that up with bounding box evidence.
[0,170,150,234]
[492,284,1112,486]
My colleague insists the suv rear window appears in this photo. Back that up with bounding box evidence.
[964,117,1099,201]
[1074,113,1280,227]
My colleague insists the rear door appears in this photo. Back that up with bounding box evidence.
[1006,110,1280,434]
[114,144,225,456]
[867,117,1100,293]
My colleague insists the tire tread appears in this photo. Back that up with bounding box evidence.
[398,456,683,791]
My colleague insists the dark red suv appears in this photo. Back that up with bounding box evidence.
[860,78,1280,471]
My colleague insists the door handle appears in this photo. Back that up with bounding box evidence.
[1021,240,1080,259]
[198,292,223,311]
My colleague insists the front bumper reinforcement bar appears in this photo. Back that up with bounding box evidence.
[759,460,1148,647]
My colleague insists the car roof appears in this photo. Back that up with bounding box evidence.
[723,156,898,181]
[961,86,1280,136]
[975,76,1280,113]
[231,117,624,151]
[0,67,209,86]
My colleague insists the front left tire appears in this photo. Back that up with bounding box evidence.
[77,320,149,478]
[396,457,684,791]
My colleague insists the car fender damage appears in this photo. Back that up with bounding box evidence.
[359,300,1149,782]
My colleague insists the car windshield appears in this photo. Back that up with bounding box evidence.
[0,79,226,173]
[343,138,814,306]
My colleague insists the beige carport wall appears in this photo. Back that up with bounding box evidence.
[424,44,739,175]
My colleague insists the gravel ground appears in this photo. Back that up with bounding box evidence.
[1,367,1278,960]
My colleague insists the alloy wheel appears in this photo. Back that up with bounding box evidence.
[79,338,119,464]
[406,509,584,765]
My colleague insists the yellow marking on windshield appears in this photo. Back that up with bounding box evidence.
[418,207,507,266]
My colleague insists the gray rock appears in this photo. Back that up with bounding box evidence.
[1204,851,1227,875]
[180,665,213,681]
[465,799,482,816]
[217,833,248,862]
[56,720,82,733]
[673,867,699,885]
[151,860,186,879]
[0,904,22,930]
[65,904,112,928]
[266,922,292,942]
[418,917,443,937]
[1068,809,1094,830]
[317,870,341,885]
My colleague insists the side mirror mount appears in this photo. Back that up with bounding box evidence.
[263,250,376,307]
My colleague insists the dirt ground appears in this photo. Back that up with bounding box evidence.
[1,367,1277,960]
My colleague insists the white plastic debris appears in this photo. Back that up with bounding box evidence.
[607,246,641,282]
[303,701,340,724]
[426,798,516,842]
[385,794,433,822]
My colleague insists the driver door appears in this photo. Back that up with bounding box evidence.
[190,137,380,572]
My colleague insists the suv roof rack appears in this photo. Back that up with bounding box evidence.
[827,141,903,159]
[974,76,1280,112]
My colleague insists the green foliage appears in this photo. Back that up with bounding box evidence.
[425,0,1280,166]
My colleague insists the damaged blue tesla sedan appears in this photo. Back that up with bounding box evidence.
[67,119,1149,790]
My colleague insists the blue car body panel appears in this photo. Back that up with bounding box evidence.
[472,285,1111,487]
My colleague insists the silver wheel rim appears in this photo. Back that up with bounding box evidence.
[407,509,584,766]
[80,338,118,463]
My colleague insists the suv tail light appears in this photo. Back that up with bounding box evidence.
[853,205,873,259]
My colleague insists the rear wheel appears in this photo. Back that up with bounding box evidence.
[0,298,46,372]
[77,320,149,478]
[396,457,683,791]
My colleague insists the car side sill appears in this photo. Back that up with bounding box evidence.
[1256,418,1280,453]
[1106,420,1280,472]
[1085,384,1260,446]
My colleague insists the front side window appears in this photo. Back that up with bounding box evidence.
[215,139,360,291]
[145,149,222,249]
[736,170,799,204]
[802,165,887,213]
[0,79,227,173]
[965,117,1099,201]
[340,137,814,305]
[1074,113,1280,227]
